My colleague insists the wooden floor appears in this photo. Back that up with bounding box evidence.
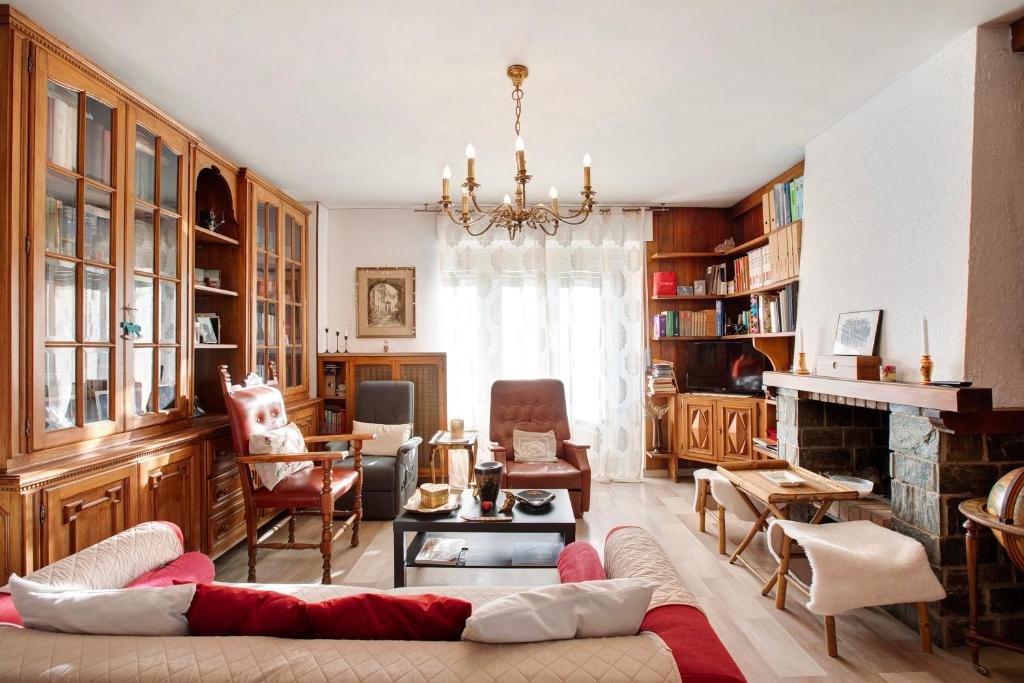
[215,476,1024,682]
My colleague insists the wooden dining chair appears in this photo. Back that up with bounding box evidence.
[220,363,375,584]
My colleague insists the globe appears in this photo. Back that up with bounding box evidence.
[985,467,1024,566]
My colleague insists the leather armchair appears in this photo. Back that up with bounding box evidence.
[333,381,422,520]
[220,364,373,584]
[488,379,591,517]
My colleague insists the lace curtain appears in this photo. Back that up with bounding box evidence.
[437,208,649,482]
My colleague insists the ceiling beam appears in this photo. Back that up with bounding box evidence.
[1013,17,1024,52]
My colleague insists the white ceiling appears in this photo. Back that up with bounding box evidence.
[13,0,1024,208]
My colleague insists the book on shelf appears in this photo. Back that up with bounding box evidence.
[652,309,715,338]
[511,542,562,567]
[728,220,802,292]
[737,282,798,335]
[322,407,346,435]
[762,176,804,235]
[647,359,678,394]
[415,537,466,566]
[653,271,677,296]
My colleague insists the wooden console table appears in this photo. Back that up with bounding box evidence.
[428,430,479,484]
[959,498,1024,675]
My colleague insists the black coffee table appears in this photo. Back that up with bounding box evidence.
[392,488,576,587]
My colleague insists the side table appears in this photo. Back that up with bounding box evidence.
[428,430,479,484]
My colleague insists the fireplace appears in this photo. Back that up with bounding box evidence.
[765,372,1024,648]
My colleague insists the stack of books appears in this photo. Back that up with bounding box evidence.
[731,221,801,292]
[646,360,678,395]
[762,176,804,232]
[741,283,799,334]
[322,407,347,434]
[415,537,467,566]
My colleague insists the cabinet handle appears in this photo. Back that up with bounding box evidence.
[215,521,230,537]
[214,487,229,502]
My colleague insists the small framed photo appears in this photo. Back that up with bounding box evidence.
[356,267,416,338]
[833,310,882,356]
[195,313,221,345]
[677,285,694,295]
[693,280,706,295]
[203,269,221,288]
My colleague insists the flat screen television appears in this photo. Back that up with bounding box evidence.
[684,340,765,395]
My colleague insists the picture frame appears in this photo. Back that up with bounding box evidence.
[693,280,706,295]
[356,267,416,338]
[195,313,221,345]
[832,309,882,356]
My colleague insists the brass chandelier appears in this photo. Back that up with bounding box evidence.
[438,65,597,240]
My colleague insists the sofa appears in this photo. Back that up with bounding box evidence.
[0,522,745,683]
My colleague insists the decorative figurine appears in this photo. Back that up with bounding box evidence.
[499,489,516,514]
[383,339,390,353]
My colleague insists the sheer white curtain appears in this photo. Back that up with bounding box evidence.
[437,209,649,482]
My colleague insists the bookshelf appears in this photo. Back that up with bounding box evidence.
[645,161,804,474]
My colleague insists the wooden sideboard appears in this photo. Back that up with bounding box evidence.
[665,393,771,479]
[0,6,319,580]
[317,353,447,480]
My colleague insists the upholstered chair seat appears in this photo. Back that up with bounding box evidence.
[251,467,360,507]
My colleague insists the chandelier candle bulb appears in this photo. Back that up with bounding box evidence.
[503,193,512,205]
[583,153,592,187]
[442,165,451,199]
[461,187,469,214]
[515,136,526,172]
[550,186,559,214]
[465,143,475,179]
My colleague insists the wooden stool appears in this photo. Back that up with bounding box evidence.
[766,520,944,658]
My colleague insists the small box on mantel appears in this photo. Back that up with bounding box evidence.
[815,355,881,380]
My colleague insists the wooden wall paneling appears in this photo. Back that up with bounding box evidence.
[0,489,15,581]
[136,443,199,551]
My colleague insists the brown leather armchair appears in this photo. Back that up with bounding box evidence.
[488,379,591,517]
[220,364,374,584]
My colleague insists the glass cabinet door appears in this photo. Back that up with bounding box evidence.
[253,189,307,396]
[125,110,188,428]
[34,59,122,448]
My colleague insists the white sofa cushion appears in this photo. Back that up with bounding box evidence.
[9,574,195,636]
[461,578,654,643]
[352,421,409,456]
[248,422,313,490]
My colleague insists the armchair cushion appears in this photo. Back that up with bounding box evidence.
[252,466,359,507]
[512,429,558,463]
[248,422,312,490]
[506,460,582,490]
[353,420,411,456]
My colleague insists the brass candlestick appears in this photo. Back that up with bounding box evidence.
[919,355,933,385]
[796,352,810,375]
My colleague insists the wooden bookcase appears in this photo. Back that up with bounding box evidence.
[317,353,446,480]
[646,161,803,475]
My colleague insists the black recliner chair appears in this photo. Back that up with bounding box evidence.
[333,381,421,520]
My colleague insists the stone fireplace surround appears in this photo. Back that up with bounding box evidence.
[764,372,1024,648]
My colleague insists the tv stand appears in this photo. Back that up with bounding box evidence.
[669,393,772,479]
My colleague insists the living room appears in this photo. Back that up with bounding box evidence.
[1,1,1023,681]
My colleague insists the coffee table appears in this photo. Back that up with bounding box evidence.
[392,488,576,587]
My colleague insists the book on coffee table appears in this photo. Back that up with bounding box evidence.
[415,537,467,565]
[511,541,562,567]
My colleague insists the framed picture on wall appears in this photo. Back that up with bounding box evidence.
[832,309,882,356]
[356,267,416,338]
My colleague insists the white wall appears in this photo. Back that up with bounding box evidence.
[963,27,1024,406]
[799,30,977,385]
[318,208,443,353]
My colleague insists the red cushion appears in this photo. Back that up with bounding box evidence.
[186,583,313,638]
[126,552,215,588]
[0,594,22,627]
[642,605,746,683]
[557,542,607,583]
[307,593,472,641]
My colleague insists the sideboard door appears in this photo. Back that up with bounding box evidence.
[681,396,716,461]
[138,444,200,550]
[42,465,134,564]
[717,398,755,461]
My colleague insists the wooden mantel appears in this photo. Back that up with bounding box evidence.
[763,372,992,413]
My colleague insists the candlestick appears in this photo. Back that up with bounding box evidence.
[919,355,933,385]
[796,352,810,375]
[334,331,340,354]
[921,317,929,356]
[515,136,526,173]
[343,332,349,354]
[465,143,475,180]
[583,153,592,187]
[324,327,329,353]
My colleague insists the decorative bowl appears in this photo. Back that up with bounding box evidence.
[515,489,555,509]
[828,474,874,498]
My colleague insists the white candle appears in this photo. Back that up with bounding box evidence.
[799,328,804,354]
[921,318,929,356]
[344,329,349,338]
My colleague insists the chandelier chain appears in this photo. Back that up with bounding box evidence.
[512,84,523,137]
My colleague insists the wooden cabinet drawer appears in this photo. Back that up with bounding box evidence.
[205,433,237,478]
[208,497,247,557]
[207,468,242,514]
[291,405,316,436]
